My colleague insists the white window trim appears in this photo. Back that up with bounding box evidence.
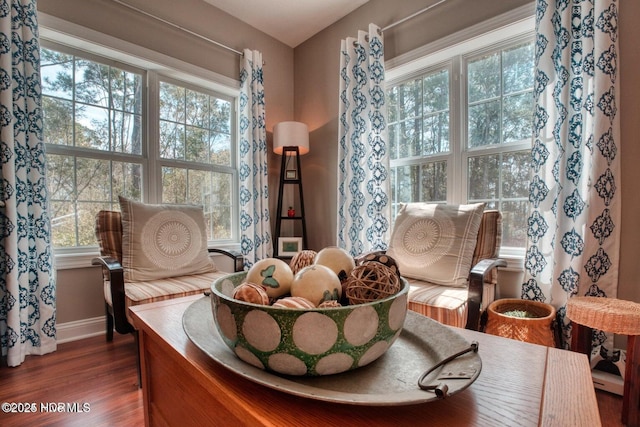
[385,4,535,270]
[39,13,242,269]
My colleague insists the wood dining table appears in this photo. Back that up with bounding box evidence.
[129,294,600,427]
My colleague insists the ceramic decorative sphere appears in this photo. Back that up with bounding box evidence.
[314,246,356,281]
[290,264,342,306]
[245,258,294,298]
[210,271,409,376]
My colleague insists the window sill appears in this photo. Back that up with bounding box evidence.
[54,243,242,270]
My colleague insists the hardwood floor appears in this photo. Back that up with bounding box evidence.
[0,333,625,426]
[0,333,143,427]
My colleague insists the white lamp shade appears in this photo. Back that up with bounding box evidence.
[273,121,309,155]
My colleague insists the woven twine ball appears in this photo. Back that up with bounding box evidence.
[346,263,401,305]
[289,250,317,275]
[357,252,401,280]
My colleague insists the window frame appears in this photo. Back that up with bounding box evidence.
[39,14,241,269]
[385,8,535,264]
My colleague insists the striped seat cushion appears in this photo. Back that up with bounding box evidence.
[104,270,228,323]
[407,278,495,329]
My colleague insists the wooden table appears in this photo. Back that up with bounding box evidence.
[130,295,600,427]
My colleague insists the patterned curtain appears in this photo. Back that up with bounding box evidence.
[337,23,391,257]
[524,0,620,349]
[239,49,271,268]
[0,0,56,366]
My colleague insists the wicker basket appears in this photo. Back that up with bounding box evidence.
[485,299,556,347]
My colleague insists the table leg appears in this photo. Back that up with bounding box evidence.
[622,335,639,427]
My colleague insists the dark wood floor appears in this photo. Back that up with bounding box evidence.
[0,333,625,426]
[0,333,143,427]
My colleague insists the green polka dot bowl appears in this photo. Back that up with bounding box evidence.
[210,271,409,376]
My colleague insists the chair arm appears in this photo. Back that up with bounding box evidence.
[91,256,133,335]
[208,248,244,272]
[465,258,508,330]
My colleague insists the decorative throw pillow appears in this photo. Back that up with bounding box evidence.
[119,196,216,281]
[386,203,485,287]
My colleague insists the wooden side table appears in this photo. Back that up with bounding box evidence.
[567,296,640,426]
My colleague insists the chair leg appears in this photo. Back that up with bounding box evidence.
[106,303,114,342]
[133,330,142,389]
[622,335,639,427]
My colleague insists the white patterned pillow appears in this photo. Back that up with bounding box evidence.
[119,196,216,281]
[386,203,485,288]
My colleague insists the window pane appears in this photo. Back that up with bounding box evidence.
[423,70,449,113]
[423,112,450,154]
[161,167,233,240]
[160,121,185,159]
[398,79,422,120]
[75,103,109,150]
[111,111,142,154]
[186,125,208,162]
[468,100,500,147]
[468,151,530,249]
[160,82,185,122]
[162,167,187,203]
[186,89,209,127]
[468,154,499,200]
[111,68,142,114]
[210,132,231,166]
[211,98,231,133]
[41,48,73,100]
[503,92,533,143]
[47,153,142,247]
[501,200,528,248]
[503,43,534,95]
[391,162,447,206]
[160,81,231,166]
[399,119,421,158]
[468,52,500,103]
[75,59,110,107]
[43,97,73,146]
[501,150,530,198]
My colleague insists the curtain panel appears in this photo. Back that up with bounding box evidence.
[239,49,271,268]
[524,0,620,349]
[0,0,56,366]
[337,23,391,257]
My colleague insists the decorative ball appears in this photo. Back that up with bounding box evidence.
[272,296,316,309]
[314,246,356,282]
[246,258,294,298]
[289,250,317,275]
[346,263,401,305]
[357,251,401,280]
[233,282,269,305]
[290,264,342,306]
[318,300,342,308]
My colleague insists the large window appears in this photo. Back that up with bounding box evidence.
[387,22,534,252]
[42,43,237,250]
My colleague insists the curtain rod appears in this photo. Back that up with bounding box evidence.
[382,0,449,32]
[112,0,243,56]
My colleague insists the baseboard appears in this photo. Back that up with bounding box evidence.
[56,316,105,344]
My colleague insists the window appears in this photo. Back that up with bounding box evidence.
[41,42,238,251]
[386,17,534,253]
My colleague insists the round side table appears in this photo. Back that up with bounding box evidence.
[567,297,640,427]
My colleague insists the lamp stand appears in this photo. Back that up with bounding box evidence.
[274,146,308,257]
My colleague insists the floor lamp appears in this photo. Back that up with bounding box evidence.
[273,121,309,257]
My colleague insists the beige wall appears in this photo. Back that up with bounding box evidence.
[295,0,640,304]
[38,0,295,324]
